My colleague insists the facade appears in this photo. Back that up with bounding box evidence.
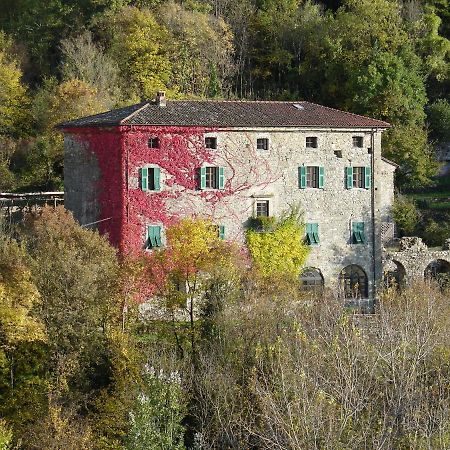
[60,93,397,301]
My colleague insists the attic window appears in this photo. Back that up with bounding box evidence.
[148,137,159,148]
[293,103,304,110]
[352,136,364,148]
[257,138,269,150]
[205,137,217,149]
[306,137,318,148]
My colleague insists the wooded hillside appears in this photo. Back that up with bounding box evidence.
[0,0,449,192]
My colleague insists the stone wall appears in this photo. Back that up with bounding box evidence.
[383,237,450,283]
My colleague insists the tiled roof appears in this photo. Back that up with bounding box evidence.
[58,100,390,129]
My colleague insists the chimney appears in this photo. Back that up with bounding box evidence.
[155,91,166,107]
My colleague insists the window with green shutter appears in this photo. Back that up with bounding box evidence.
[199,166,225,189]
[299,166,323,189]
[352,222,366,244]
[219,225,225,240]
[140,167,161,191]
[146,225,162,249]
[306,223,320,245]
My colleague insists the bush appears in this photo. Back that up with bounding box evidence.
[392,194,420,235]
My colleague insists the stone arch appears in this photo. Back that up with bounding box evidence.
[424,259,450,288]
[299,267,324,293]
[384,259,406,289]
[339,264,368,299]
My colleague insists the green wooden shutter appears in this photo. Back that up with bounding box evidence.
[312,223,320,244]
[155,226,162,246]
[153,167,161,191]
[346,167,353,189]
[364,166,371,189]
[140,167,148,191]
[357,222,365,243]
[200,167,206,189]
[352,222,365,244]
[147,226,155,247]
[219,225,225,240]
[306,223,312,244]
[218,167,225,189]
[299,166,306,189]
[318,167,325,188]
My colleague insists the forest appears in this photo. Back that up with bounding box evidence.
[0,0,449,193]
[1,207,450,449]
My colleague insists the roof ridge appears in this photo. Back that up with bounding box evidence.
[302,101,390,127]
[120,102,150,124]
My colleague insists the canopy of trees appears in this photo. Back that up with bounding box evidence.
[0,0,448,191]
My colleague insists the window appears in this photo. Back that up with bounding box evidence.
[300,267,324,292]
[306,137,318,148]
[146,225,162,249]
[256,200,269,217]
[200,166,225,189]
[148,137,159,148]
[140,167,161,191]
[352,222,366,244]
[205,137,217,149]
[298,166,324,189]
[346,166,371,189]
[306,223,320,245]
[217,225,225,240]
[257,138,269,150]
[353,166,365,188]
[339,265,368,299]
[352,136,364,148]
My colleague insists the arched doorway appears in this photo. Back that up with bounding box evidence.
[383,260,406,289]
[339,265,368,299]
[424,259,450,288]
[299,267,324,293]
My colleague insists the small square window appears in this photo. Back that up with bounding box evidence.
[306,137,318,148]
[352,136,363,148]
[257,138,269,150]
[205,137,217,149]
[256,200,269,217]
[148,137,159,148]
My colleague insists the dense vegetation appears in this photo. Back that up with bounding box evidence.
[0,207,449,449]
[0,0,449,193]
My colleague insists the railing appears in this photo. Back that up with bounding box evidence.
[0,192,64,208]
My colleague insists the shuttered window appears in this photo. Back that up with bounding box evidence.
[140,167,161,191]
[352,222,366,244]
[299,166,324,189]
[218,225,225,240]
[306,223,320,245]
[146,225,162,249]
[346,166,371,189]
[199,166,225,190]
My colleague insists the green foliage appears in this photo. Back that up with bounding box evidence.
[0,420,13,450]
[392,194,421,235]
[246,209,309,279]
[100,6,173,99]
[427,98,450,142]
[423,218,450,246]
[0,32,29,138]
[126,366,185,450]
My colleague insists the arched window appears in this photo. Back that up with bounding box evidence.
[424,259,450,289]
[339,265,368,299]
[300,267,324,292]
[383,260,406,289]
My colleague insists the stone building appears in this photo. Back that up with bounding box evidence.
[59,92,397,302]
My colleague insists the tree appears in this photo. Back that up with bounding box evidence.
[99,6,173,100]
[159,1,235,98]
[60,30,122,110]
[391,194,420,236]
[246,209,309,280]
[0,32,29,137]
[23,206,122,403]
[427,98,450,143]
